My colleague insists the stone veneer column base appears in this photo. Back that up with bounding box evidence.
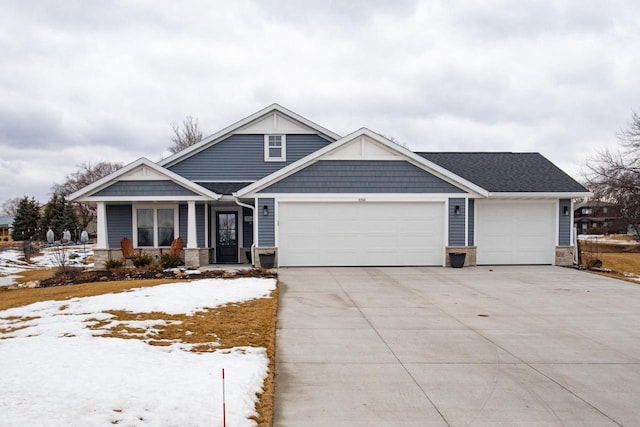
[254,247,278,268]
[555,246,575,266]
[184,248,201,269]
[92,249,111,269]
[445,246,477,267]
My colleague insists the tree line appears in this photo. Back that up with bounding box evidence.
[4,117,204,242]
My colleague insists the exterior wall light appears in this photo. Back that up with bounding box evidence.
[454,205,461,216]
[263,205,269,216]
[563,206,570,216]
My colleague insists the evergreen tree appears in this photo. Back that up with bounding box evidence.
[39,195,80,241]
[11,196,41,241]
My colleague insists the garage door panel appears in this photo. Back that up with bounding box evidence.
[476,201,555,265]
[278,202,444,266]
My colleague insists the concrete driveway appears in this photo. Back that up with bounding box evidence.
[274,266,640,426]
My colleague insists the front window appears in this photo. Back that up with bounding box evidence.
[137,209,154,247]
[582,208,593,215]
[157,208,175,246]
[135,207,176,247]
[264,135,286,162]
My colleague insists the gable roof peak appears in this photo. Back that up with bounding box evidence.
[159,103,341,167]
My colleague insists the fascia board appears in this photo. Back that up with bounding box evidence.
[81,196,213,202]
[70,157,220,202]
[159,103,341,168]
[487,191,593,198]
[245,193,464,202]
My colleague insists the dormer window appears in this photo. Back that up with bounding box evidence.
[265,135,286,162]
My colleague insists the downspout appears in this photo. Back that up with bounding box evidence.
[234,197,255,267]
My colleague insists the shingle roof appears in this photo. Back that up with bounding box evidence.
[416,152,588,193]
[0,216,13,226]
[196,182,253,194]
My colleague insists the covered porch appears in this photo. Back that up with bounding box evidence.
[93,199,256,269]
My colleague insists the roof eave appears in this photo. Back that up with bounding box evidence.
[486,191,593,199]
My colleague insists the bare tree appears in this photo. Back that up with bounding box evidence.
[52,161,123,230]
[1,197,21,217]
[168,116,203,154]
[584,110,640,235]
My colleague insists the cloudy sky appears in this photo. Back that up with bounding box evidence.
[1,0,638,204]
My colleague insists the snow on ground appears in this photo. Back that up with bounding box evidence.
[578,235,640,245]
[0,244,94,278]
[0,278,277,426]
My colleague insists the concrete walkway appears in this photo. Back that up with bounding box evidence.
[274,266,640,426]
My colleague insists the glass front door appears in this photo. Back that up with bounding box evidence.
[216,212,238,263]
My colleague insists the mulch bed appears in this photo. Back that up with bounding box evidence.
[39,266,277,288]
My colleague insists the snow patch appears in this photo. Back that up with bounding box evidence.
[0,278,277,426]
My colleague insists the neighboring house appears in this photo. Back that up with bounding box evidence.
[0,216,13,241]
[574,200,627,234]
[70,104,590,268]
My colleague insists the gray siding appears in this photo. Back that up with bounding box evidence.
[559,199,571,245]
[179,204,187,241]
[93,180,197,197]
[243,207,253,247]
[106,205,132,248]
[258,198,275,246]
[262,160,466,193]
[468,199,475,246]
[448,198,466,246]
[178,203,206,247]
[168,134,330,181]
[196,204,205,247]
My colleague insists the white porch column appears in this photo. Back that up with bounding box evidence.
[96,202,108,249]
[187,201,197,249]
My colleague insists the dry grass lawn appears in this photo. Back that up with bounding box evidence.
[0,277,278,427]
[599,253,640,276]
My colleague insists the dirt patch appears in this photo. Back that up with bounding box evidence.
[0,276,279,427]
[36,266,276,288]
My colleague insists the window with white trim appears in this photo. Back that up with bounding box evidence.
[134,206,177,247]
[264,135,286,162]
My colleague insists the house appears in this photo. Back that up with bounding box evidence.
[0,216,13,241]
[574,200,627,234]
[70,104,590,268]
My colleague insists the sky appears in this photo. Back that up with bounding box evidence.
[1,0,638,204]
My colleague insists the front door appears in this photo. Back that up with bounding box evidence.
[216,212,238,263]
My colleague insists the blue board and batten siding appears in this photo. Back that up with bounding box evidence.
[243,207,253,247]
[262,161,466,193]
[448,198,466,246]
[93,180,197,197]
[258,198,275,246]
[168,135,330,181]
[558,199,571,245]
[468,199,475,246]
[106,205,132,248]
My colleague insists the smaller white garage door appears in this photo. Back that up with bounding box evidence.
[278,202,445,267]
[476,200,556,265]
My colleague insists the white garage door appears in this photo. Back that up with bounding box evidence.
[476,200,556,265]
[278,202,445,267]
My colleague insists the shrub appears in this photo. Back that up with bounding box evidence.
[104,259,124,269]
[160,253,183,269]
[132,253,153,267]
[69,253,80,260]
